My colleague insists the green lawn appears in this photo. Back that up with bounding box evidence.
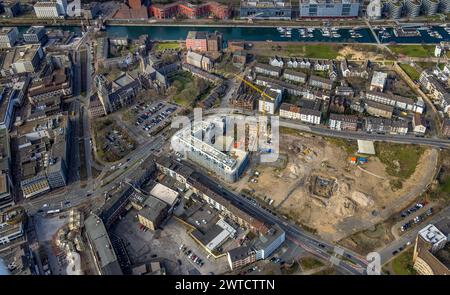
[154,41,180,51]
[299,257,325,270]
[391,248,417,275]
[375,143,425,180]
[284,44,340,59]
[399,63,421,81]
[389,45,435,58]
[441,177,450,193]
[170,72,210,108]
[312,70,329,79]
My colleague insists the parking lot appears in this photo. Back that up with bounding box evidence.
[398,200,433,233]
[112,209,229,275]
[128,101,179,139]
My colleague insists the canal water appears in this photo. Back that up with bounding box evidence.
[16,25,450,44]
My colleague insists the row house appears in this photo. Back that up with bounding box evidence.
[328,114,358,131]
[365,91,424,114]
[313,60,330,71]
[279,103,321,125]
[309,75,333,90]
[255,75,330,101]
[279,103,301,120]
[365,117,392,134]
[365,100,394,119]
[286,58,311,70]
[254,63,282,78]
[350,98,364,113]
[282,69,307,84]
[329,96,350,114]
[413,113,427,136]
[299,108,322,125]
[340,59,370,79]
[329,62,339,81]
[390,120,409,135]
[335,86,354,97]
[269,56,284,68]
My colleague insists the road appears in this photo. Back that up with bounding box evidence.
[199,108,450,149]
[378,206,450,264]
[281,120,450,149]
[180,160,369,275]
[22,134,164,216]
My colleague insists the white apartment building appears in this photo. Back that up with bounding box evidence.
[171,117,249,182]
[417,224,448,253]
[34,0,67,18]
[258,87,283,114]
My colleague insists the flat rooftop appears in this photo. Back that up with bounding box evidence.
[419,224,447,245]
[84,215,122,275]
[149,183,179,206]
[173,119,249,171]
[357,140,376,155]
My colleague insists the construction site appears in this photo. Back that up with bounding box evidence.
[229,82,258,112]
[231,131,439,242]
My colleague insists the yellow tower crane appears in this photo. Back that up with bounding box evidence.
[233,73,274,115]
[233,73,275,144]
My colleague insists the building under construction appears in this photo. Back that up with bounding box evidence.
[229,80,259,111]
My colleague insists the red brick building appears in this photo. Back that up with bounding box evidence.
[149,1,230,19]
[113,0,148,19]
[186,31,223,52]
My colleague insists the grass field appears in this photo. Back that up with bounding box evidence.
[399,63,421,81]
[154,41,180,51]
[284,44,341,59]
[170,72,210,107]
[442,177,450,193]
[252,43,341,59]
[375,143,425,180]
[391,248,417,275]
[389,45,435,58]
[299,257,325,270]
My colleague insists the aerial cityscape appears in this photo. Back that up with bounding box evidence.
[0,0,450,280]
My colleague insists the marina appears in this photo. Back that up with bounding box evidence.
[15,24,450,44]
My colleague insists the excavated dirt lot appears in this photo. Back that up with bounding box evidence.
[234,133,437,242]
